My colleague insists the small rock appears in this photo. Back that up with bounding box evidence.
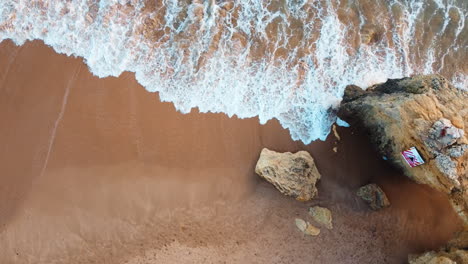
[295,218,307,232]
[295,218,320,236]
[304,223,321,236]
[255,148,321,201]
[309,206,333,229]
[357,184,390,210]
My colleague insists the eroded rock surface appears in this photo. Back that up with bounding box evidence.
[339,75,468,224]
[356,184,390,210]
[255,148,321,201]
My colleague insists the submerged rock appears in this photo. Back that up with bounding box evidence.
[255,148,321,201]
[339,74,468,224]
[308,206,333,229]
[295,218,320,236]
[360,23,384,45]
[356,184,390,210]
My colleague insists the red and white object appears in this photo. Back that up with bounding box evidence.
[401,147,425,167]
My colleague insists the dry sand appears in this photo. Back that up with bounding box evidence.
[0,40,463,264]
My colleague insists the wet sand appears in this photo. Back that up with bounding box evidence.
[0,40,463,264]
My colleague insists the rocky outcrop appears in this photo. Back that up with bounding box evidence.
[409,230,468,263]
[255,148,321,201]
[308,206,333,229]
[409,250,468,264]
[339,75,468,224]
[356,184,390,210]
[447,230,468,250]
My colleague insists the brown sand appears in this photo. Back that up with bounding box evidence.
[0,40,463,264]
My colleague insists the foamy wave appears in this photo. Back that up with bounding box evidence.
[1,0,466,143]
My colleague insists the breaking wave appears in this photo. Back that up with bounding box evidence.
[0,0,466,143]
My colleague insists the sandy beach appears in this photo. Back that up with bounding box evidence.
[0,40,462,264]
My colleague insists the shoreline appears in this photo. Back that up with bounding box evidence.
[0,40,462,264]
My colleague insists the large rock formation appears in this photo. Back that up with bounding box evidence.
[409,249,468,264]
[409,230,468,264]
[255,148,321,201]
[339,75,468,224]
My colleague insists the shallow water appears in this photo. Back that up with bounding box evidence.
[0,0,466,142]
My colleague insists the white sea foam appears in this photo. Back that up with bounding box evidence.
[0,0,466,143]
[336,118,350,128]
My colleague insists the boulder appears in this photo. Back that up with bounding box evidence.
[308,206,333,229]
[339,75,468,224]
[255,148,321,201]
[356,184,390,210]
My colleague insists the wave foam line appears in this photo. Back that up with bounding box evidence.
[0,0,466,143]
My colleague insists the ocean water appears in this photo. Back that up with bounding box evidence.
[0,0,466,143]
